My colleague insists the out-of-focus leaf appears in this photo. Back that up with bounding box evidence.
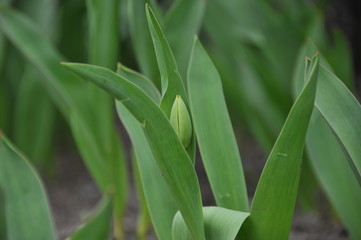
[9,0,58,170]
[0,7,82,114]
[13,66,55,168]
[293,42,361,239]
[86,1,127,237]
[306,111,361,239]
[0,185,5,240]
[62,63,206,240]
[0,7,127,216]
[243,55,319,240]
[87,0,118,69]
[67,198,113,240]
[115,65,176,240]
[127,0,159,86]
[316,67,361,180]
[145,5,196,161]
[86,0,119,147]
[0,134,55,240]
[163,0,205,76]
[188,38,248,211]
[323,29,354,89]
[294,40,361,181]
[172,207,249,240]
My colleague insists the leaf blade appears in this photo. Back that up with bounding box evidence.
[188,38,248,211]
[62,63,206,240]
[0,134,56,240]
[245,55,319,240]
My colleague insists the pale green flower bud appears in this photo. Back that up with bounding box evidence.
[170,95,192,148]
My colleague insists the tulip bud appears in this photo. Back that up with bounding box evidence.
[170,95,192,147]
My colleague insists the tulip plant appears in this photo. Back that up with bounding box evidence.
[0,1,360,240]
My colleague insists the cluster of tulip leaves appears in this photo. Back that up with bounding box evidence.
[0,0,360,240]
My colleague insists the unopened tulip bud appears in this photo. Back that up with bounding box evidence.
[170,95,192,147]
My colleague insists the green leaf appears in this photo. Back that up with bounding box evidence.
[0,8,128,232]
[0,6,82,115]
[116,102,177,240]
[163,0,206,76]
[62,63,206,240]
[12,66,56,168]
[0,134,56,240]
[293,41,361,239]
[116,63,161,104]
[172,207,249,240]
[116,65,175,240]
[87,0,119,69]
[294,40,361,181]
[306,111,361,239]
[86,3,128,235]
[316,67,361,180]
[187,38,248,211]
[146,5,196,161]
[244,55,319,240]
[67,197,113,240]
[86,0,119,152]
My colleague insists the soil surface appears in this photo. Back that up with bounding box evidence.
[45,131,350,240]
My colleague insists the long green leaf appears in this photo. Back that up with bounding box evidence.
[116,103,177,240]
[87,0,119,69]
[243,55,319,240]
[115,66,176,240]
[306,111,361,239]
[13,66,55,168]
[86,1,127,237]
[172,207,249,240]
[146,5,196,161]
[11,0,57,169]
[0,134,55,240]
[188,38,248,211]
[62,63,206,240]
[67,198,113,240]
[293,40,361,181]
[293,41,361,239]
[316,67,361,180]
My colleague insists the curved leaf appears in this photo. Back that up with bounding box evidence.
[306,111,361,239]
[116,102,177,240]
[188,38,248,211]
[293,41,361,239]
[62,63,206,240]
[172,207,249,240]
[0,134,55,240]
[146,5,196,162]
[116,65,175,240]
[116,63,161,104]
[244,55,319,240]
[316,67,361,180]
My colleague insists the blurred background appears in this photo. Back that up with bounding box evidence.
[0,0,360,239]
